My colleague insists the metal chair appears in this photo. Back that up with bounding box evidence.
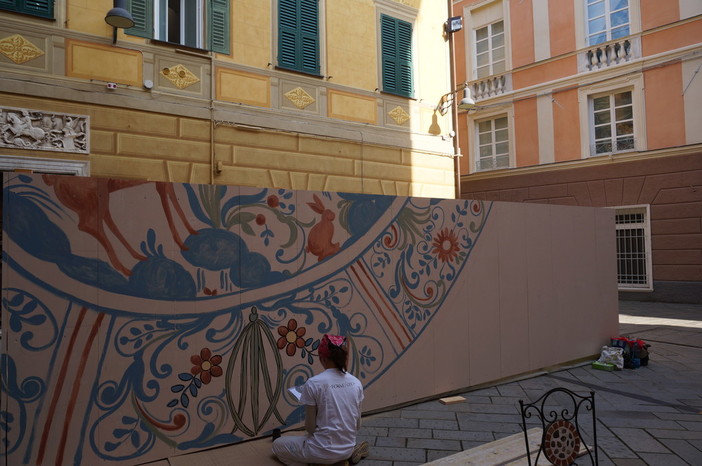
[519,388,598,465]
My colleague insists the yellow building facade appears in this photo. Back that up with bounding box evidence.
[0,0,458,198]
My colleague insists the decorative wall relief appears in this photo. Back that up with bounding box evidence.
[161,64,200,90]
[0,107,89,153]
[0,34,44,64]
[388,106,410,125]
[284,87,316,110]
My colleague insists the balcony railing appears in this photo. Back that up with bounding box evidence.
[580,36,640,72]
[468,73,511,101]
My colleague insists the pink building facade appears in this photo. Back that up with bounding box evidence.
[452,0,702,303]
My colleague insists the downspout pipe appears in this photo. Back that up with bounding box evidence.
[447,0,462,200]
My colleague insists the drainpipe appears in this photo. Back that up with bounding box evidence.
[447,0,462,200]
[209,51,215,185]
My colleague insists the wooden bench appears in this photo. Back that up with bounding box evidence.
[424,427,542,465]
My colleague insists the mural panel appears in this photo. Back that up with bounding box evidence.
[1,173,493,465]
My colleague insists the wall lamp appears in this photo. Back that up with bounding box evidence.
[436,83,477,116]
[105,0,135,44]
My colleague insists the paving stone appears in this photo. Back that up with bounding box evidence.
[455,412,522,424]
[465,387,501,397]
[392,462,424,466]
[496,385,528,398]
[647,429,702,440]
[357,460,392,466]
[611,427,670,453]
[432,429,494,442]
[460,395,491,404]
[461,440,487,450]
[387,427,433,439]
[426,449,459,462]
[488,396,524,405]
[406,438,462,451]
[358,426,389,437]
[400,410,456,420]
[363,417,418,428]
[456,420,522,434]
[374,436,406,448]
[594,428,638,459]
[678,420,702,431]
[365,446,426,462]
[464,403,521,414]
[611,459,648,465]
[598,416,681,430]
[637,452,689,466]
[418,419,458,430]
[356,435,377,446]
[659,438,702,465]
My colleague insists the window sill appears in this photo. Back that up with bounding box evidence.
[274,65,323,80]
[149,39,212,55]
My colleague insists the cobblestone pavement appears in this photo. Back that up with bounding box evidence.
[357,300,702,465]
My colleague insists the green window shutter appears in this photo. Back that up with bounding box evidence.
[0,0,17,12]
[278,0,319,75]
[381,14,413,98]
[278,0,298,70]
[208,0,230,54]
[126,0,153,39]
[0,0,54,18]
[23,0,53,18]
[298,0,319,74]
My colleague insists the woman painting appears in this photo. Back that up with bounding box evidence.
[272,334,369,466]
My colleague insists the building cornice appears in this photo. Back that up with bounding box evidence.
[460,144,702,182]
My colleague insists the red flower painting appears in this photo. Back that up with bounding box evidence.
[190,348,223,384]
[277,319,306,356]
[432,228,460,263]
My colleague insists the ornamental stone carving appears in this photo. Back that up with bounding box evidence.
[284,87,316,109]
[388,106,410,125]
[0,34,44,64]
[161,64,200,89]
[0,107,89,154]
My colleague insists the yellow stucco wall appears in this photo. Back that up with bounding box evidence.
[1,0,456,198]
[0,93,454,198]
[326,0,377,91]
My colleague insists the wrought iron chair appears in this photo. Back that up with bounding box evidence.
[518,388,598,465]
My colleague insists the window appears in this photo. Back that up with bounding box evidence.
[127,0,230,54]
[615,206,652,290]
[475,21,505,79]
[476,116,509,171]
[591,90,634,155]
[587,0,630,45]
[380,14,413,98]
[0,0,53,18]
[278,0,320,75]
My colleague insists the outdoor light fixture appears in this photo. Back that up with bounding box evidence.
[457,87,476,110]
[105,0,135,43]
[446,16,463,34]
[436,84,477,115]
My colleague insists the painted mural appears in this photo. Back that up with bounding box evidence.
[1,173,491,465]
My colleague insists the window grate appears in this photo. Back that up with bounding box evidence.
[615,206,651,289]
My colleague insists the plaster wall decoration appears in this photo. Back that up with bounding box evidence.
[284,87,316,109]
[0,107,89,153]
[0,173,618,465]
[0,34,44,64]
[162,64,200,89]
[388,105,410,125]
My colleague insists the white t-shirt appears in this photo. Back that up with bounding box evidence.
[300,368,364,461]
